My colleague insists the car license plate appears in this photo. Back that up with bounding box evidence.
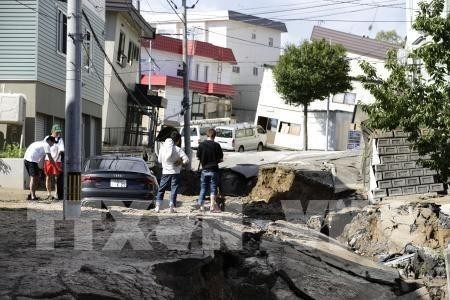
[110,179,127,188]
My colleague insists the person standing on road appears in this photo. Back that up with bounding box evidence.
[23,136,57,200]
[44,124,64,200]
[197,128,223,212]
[155,131,189,213]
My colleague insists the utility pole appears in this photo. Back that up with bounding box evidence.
[182,0,192,170]
[325,94,330,151]
[64,0,83,219]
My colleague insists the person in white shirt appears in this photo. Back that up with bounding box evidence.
[44,124,64,200]
[23,136,57,200]
[155,131,189,213]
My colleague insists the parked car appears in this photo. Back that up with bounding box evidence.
[214,123,267,152]
[81,156,158,209]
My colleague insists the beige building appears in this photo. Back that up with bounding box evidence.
[103,0,163,147]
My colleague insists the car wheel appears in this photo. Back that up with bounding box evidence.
[238,146,244,152]
[257,142,264,152]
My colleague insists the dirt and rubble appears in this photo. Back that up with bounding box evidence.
[0,198,432,300]
[0,151,448,299]
[336,195,450,299]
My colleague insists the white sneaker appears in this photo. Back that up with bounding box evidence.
[199,205,205,212]
[169,206,176,213]
[155,205,160,213]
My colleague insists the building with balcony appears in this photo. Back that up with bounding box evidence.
[141,34,236,125]
[143,10,287,122]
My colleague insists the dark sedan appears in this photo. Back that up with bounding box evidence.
[81,156,158,209]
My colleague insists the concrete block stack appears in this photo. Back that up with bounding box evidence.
[369,129,445,202]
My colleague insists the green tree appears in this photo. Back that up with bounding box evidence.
[273,40,352,150]
[360,0,450,180]
[375,30,405,46]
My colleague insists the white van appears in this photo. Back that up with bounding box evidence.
[180,125,207,149]
[215,123,267,152]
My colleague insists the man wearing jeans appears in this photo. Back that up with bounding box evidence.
[155,131,189,213]
[197,128,223,212]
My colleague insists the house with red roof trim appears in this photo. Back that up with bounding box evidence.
[140,34,237,124]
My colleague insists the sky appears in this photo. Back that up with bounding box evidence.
[139,0,407,46]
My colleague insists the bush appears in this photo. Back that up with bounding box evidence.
[0,144,25,158]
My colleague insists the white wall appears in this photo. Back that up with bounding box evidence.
[144,50,180,78]
[141,47,234,85]
[146,14,285,86]
[254,58,386,150]
[103,12,141,131]
[160,87,184,123]
[225,21,282,85]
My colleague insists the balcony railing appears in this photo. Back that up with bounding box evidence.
[102,127,150,147]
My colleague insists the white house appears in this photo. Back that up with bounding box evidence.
[103,0,164,147]
[255,26,399,151]
[140,34,236,125]
[143,10,287,122]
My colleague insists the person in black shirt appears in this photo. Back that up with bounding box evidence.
[196,128,223,212]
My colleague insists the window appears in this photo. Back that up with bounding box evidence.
[57,10,67,54]
[117,31,126,63]
[232,66,240,73]
[332,92,356,105]
[236,129,246,138]
[127,42,139,64]
[204,66,209,82]
[251,33,256,39]
[253,67,258,76]
[134,44,139,61]
[267,118,278,132]
[245,128,254,137]
[85,158,148,173]
[344,93,356,105]
[278,121,300,136]
[195,64,200,80]
[127,41,133,64]
[269,37,274,47]
[257,126,266,134]
[82,30,92,73]
[216,128,232,138]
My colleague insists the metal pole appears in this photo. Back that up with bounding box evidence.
[148,41,153,151]
[325,94,330,151]
[64,0,82,219]
[182,0,192,170]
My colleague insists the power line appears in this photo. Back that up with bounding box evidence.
[82,43,128,120]
[244,0,405,19]
[190,0,200,9]
[165,0,185,24]
[13,0,56,20]
[82,9,157,120]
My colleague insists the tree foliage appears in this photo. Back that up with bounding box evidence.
[273,40,352,150]
[360,0,450,180]
[375,30,405,46]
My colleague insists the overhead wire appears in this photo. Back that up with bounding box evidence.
[82,9,158,121]
[81,42,128,120]
[13,0,56,20]
[164,0,185,24]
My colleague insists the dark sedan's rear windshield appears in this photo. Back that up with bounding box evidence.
[84,158,148,173]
